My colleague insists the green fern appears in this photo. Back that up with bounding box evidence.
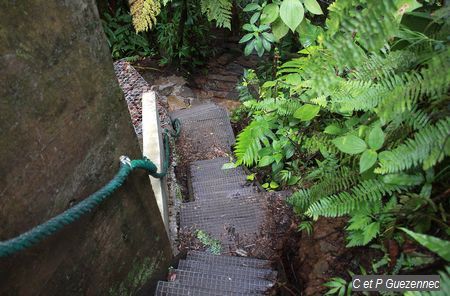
[305,179,404,219]
[288,167,359,213]
[129,0,161,32]
[376,117,450,174]
[404,266,450,296]
[350,51,417,82]
[200,0,232,29]
[234,118,277,166]
[325,0,399,67]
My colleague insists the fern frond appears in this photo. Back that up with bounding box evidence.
[287,189,311,213]
[243,97,302,117]
[402,108,432,131]
[301,134,337,155]
[376,118,450,174]
[200,0,232,29]
[350,51,417,82]
[305,179,404,219]
[289,167,359,213]
[309,167,359,200]
[234,118,276,167]
[325,0,399,67]
[129,0,161,32]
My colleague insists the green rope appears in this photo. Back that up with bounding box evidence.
[0,119,181,258]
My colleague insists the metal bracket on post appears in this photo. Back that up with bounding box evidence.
[142,91,169,233]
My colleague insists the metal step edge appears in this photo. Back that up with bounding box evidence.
[172,269,273,292]
[178,260,277,280]
[191,174,247,186]
[187,251,271,268]
[155,281,262,296]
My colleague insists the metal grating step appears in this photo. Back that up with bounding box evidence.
[192,181,250,198]
[187,251,272,269]
[180,197,264,248]
[190,157,231,167]
[191,166,246,181]
[169,269,273,293]
[193,187,259,201]
[180,197,264,227]
[191,174,247,188]
[170,103,222,119]
[155,281,261,296]
[178,259,277,281]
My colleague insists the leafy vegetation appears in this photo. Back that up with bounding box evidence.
[195,229,222,254]
[233,0,450,284]
[100,0,449,292]
[102,8,155,61]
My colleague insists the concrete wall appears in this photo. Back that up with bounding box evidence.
[0,1,172,295]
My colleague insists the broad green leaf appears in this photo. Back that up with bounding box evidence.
[258,147,273,157]
[244,39,255,55]
[333,135,367,154]
[394,0,422,16]
[254,37,264,56]
[246,173,255,181]
[262,32,275,42]
[260,3,279,24]
[258,155,274,167]
[368,126,385,150]
[250,12,260,24]
[296,19,323,47]
[304,0,323,15]
[359,150,378,173]
[400,228,450,261]
[239,33,253,43]
[243,24,253,31]
[272,18,289,41]
[293,104,320,121]
[262,37,271,51]
[270,181,279,189]
[243,3,261,12]
[280,0,304,32]
[287,176,300,185]
[324,124,342,135]
[262,80,276,88]
[383,173,424,186]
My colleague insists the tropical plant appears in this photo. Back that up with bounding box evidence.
[129,0,161,32]
[239,0,325,56]
[102,8,155,60]
[233,0,449,275]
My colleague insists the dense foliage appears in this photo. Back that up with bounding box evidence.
[100,0,449,292]
[233,0,449,284]
[102,8,155,61]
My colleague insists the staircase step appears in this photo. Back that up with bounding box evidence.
[155,281,261,296]
[191,167,246,183]
[192,181,250,198]
[187,250,271,269]
[180,197,264,228]
[193,187,259,201]
[170,103,221,119]
[191,174,247,188]
[178,259,277,281]
[169,269,272,293]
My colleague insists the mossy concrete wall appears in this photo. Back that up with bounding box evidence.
[0,1,172,295]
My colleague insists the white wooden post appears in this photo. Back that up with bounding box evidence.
[142,91,169,233]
